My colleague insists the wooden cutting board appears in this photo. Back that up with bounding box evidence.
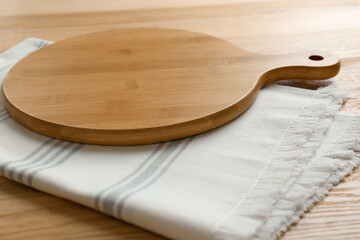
[2,28,340,145]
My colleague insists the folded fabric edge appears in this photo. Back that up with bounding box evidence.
[211,85,347,240]
[0,38,53,65]
[257,115,360,240]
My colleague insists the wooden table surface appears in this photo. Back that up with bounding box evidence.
[0,0,359,239]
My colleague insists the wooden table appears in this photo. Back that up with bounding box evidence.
[0,0,359,239]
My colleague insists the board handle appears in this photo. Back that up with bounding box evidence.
[260,50,340,86]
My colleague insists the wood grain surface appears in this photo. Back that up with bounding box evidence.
[0,0,359,239]
[2,28,340,145]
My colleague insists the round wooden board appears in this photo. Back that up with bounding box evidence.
[2,28,340,145]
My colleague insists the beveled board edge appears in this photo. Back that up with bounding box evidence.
[2,82,259,145]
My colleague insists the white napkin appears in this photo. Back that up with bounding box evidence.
[0,38,359,240]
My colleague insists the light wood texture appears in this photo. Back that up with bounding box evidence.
[2,28,340,145]
[0,0,359,239]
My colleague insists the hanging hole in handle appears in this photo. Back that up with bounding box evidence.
[309,55,324,61]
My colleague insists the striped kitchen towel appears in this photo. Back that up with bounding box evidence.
[0,38,360,240]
